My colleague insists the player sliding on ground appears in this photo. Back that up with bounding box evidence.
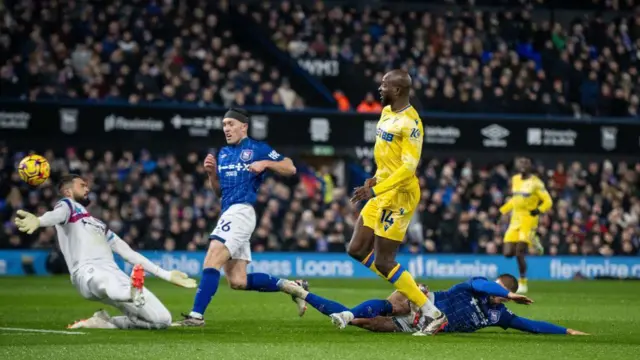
[174,108,304,327]
[500,157,553,294]
[13,174,197,330]
[279,275,587,335]
[348,69,445,335]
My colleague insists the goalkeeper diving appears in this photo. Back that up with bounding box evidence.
[14,174,197,329]
[281,275,587,335]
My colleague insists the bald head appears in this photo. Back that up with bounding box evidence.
[379,69,412,107]
[386,70,412,89]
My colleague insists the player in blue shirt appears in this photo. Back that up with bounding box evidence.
[174,108,302,327]
[279,274,588,335]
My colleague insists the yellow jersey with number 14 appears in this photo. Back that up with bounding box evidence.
[371,104,423,196]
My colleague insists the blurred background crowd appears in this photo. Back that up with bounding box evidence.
[4,0,640,116]
[1,146,639,257]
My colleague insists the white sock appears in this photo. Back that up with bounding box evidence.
[189,311,203,319]
[420,300,442,318]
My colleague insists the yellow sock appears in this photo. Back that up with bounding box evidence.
[386,263,427,307]
[519,278,528,286]
[361,251,384,278]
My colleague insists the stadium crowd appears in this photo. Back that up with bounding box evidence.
[0,0,304,109]
[2,0,640,116]
[254,1,640,116]
[1,146,639,258]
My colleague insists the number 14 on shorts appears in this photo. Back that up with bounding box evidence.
[380,210,394,231]
[216,219,232,232]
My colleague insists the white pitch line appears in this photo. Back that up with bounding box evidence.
[0,327,87,335]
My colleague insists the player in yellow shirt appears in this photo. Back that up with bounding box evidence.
[349,70,446,336]
[499,157,552,294]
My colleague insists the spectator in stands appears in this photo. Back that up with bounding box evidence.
[333,90,351,111]
[356,92,383,113]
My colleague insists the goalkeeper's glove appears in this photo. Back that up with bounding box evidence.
[168,270,197,288]
[529,209,541,216]
[14,210,40,234]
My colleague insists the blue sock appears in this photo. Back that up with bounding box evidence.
[305,293,350,316]
[191,267,220,317]
[350,299,394,318]
[245,273,281,292]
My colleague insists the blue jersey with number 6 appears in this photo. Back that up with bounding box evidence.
[217,137,284,213]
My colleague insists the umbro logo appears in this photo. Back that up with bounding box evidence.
[481,124,509,140]
[481,124,509,148]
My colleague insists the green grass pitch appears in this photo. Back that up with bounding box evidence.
[1,277,639,360]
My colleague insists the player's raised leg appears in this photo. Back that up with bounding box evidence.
[279,279,393,329]
[224,259,308,316]
[69,266,171,329]
[105,287,172,329]
[71,262,146,306]
[372,234,445,335]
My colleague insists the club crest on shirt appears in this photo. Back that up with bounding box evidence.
[240,149,253,162]
[488,309,501,323]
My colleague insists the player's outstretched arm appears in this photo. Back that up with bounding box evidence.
[508,316,587,335]
[471,278,533,304]
[267,157,296,176]
[248,157,296,176]
[107,231,196,288]
[14,200,72,234]
[499,197,513,215]
[350,317,400,333]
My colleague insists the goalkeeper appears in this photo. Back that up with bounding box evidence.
[13,174,197,330]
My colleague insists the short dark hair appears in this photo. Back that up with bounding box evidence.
[58,174,83,194]
[229,107,249,117]
[497,273,518,293]
[224,107,250,124]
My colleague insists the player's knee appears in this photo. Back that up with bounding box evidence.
[227,276,247,290]
[347,242,369,262]
[152,307,172,328]
[373,258,394,276]
[204,241,230,269]
[503,246,515,258]
[140,305,172,329]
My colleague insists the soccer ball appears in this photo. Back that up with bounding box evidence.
[18,154,50,186]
